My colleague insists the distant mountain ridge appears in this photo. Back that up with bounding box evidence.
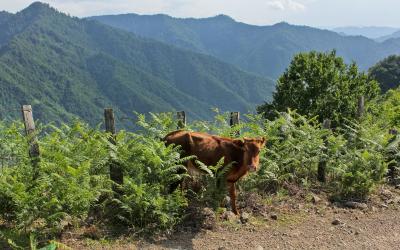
[331,26,399,39]
[0,11,12,24]
[90,14,400,79]
[0,2,275,125]
[376,30,400,43]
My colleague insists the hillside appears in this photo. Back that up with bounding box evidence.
[369,55,400,92]
[91,14,400,79]
[0,3,275,125]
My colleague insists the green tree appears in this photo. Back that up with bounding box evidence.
[369,55,400,92]
[257,51,380,126]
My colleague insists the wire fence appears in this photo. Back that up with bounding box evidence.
[0,105,241,186]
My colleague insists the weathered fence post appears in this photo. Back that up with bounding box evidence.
[21,105,40,178]
[230,112,240,136]
[104,108,123,188]
[388,129,399,184]
[318,119,331,183]
[357,96,365,119]
[177,111,186,129]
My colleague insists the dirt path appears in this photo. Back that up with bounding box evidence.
[63,188,400,250]
[136,207,400,250]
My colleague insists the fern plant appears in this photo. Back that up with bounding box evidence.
[0,121,110,237]
[328,120,389,200]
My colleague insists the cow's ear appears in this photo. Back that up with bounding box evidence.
[234,139,245,147]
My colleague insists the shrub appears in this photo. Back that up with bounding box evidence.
[0,122,109,237]
[327,121,389,200]
[238,111,389,200]
[109,127,190,232]
[237,111,328,194]
[0,116,191,244]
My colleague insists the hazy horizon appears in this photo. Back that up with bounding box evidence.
[1,0,400,28]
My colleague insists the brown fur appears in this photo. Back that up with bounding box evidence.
[164,130,266,214]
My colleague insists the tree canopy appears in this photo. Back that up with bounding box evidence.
[257,51,380,126]
[369,55,400,92]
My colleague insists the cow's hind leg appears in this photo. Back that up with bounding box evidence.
[228,181,239,215]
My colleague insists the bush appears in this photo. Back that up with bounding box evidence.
[0,122,109,237]
[0,116,190,244]
[109,126,190,232]
[236,111,389,200]
[258,50,380,126]
[327,122,389,200]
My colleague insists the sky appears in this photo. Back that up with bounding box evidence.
[0,0,399,27]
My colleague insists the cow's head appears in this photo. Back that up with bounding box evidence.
[234,137,266,172]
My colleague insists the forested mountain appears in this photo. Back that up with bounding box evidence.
[0,2,275,125]
[91,14,400,79]
[369,55,400,92]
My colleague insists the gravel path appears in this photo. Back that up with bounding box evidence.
[137,207,400,250]
[62,188,400,250]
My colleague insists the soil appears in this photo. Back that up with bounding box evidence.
[136,206,400,250]
[61,186,400,250]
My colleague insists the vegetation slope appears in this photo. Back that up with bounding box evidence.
[91,13,400,79]
[0,2,275,125]
[369,55,400,92]
[1,50,400,249]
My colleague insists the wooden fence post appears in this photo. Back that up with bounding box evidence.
[230,112,240,136]
[104,108,123,187]
[388,129,399,184]
[21,105,40,178]
[177,111,186,129]
[357,96,365,119]
[318,119,331,183]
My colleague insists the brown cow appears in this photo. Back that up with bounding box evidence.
[164,130,266,215]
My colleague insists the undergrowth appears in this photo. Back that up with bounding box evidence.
[0,106,398,248]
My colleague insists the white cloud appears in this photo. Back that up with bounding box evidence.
[2,0,399,27]
[266,0,306,11]
[1,0,308,16]
[267,1,285,11]
[0,0,312,27]
[287,0,306,11]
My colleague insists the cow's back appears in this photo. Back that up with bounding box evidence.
[190,132,224,166]
[164,130,192,156]
[164,131,235,167]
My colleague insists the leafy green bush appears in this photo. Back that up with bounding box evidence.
[0,122,109,236]
[327,122,389,200]
[109,127,189,232]
[236,111,389,200]
[364,89,400,185]
[0,116,190,244]
[258,50,380,126]
[260,111,327,186]
[0,122,29,169]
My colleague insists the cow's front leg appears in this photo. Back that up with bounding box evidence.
[228,181,239,215]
